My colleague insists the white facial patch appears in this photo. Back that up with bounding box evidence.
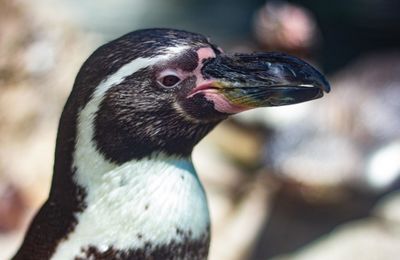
[51,45,210,259]
[93,44,191,98]
[194,47,217,87]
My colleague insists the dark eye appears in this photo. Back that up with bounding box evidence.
[160,75,181,87]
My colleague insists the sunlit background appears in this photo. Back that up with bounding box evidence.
[1,0,400,259]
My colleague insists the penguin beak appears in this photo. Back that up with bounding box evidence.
[194,52,330,114]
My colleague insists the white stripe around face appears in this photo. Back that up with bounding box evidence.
[93,45,190,98]
[51,45,210,259]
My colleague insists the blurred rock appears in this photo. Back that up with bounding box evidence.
[253,0,320,58]
[0,183,27,233]
[367,141,400,191]
[273,191,400,260]
[0,0,30,84]
[249,181,381,259]
[374,191,400,230]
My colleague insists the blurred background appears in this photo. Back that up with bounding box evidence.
[1,0,400,259]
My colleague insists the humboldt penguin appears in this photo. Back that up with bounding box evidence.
[13,28,330,260]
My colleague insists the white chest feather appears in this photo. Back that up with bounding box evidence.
[51,158,210,259]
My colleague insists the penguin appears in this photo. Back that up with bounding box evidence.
[13,28,330,260]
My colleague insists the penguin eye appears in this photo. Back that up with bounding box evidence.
[162,75,181,87]
[159,75,181,88]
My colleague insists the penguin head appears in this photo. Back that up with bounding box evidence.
[70,28,329,163]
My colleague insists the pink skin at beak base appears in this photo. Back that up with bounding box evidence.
[191,47,249,114]
[189,81,250,114]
